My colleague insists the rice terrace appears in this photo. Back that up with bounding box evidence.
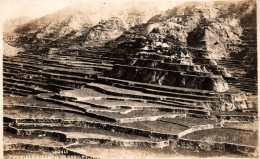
[2,0,258,158]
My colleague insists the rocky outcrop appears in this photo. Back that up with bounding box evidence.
[187,18,242,59]
[110,64,229,92]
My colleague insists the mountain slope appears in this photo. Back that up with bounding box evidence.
[106,0,257,91]
[8,1,174,49]
[110,0,255,60]
[80,5,162,46]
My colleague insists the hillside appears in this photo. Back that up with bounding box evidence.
[11,3,110,48]
[106,0,256,91]
[110,0,255,58]
[6,1,174,49]
[80,5,161,46]
[3,1,258,158]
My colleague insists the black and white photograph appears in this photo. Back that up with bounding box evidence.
[1,0,258,158]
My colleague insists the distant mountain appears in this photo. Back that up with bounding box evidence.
[13,3,113,48]
[80,5,162,46]
[7,1,174,48]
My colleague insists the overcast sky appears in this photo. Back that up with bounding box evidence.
[0,0,234,22]
[1,0,71,22]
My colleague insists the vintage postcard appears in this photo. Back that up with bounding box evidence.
[1,0,258,158]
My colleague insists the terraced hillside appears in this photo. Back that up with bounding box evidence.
[109,0,257,95]
[3,0,258,158]
[3,44,258,158]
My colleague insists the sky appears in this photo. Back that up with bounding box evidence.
[0,0,225,23]
[1,0,71,22]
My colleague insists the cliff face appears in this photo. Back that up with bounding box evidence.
[186,18,242,59]
[110,64,229,92]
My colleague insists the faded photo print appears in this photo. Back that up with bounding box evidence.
[1,0,258,158]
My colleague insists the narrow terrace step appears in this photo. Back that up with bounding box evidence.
[8,56,41,62]
[3,104,85,115]
[5,59,68,69]
[3,61,43,72]
[97,76,231,97]
[4,59,41,66]
[227,82,257,88]
[226,79,257,84]
[111,83,229,101]
[42,60,99,70]
[3,67,43,76]
[228,88,257,93]
[36,94,91,112]
[41,71,95,82]
[3,77,48,88]
[226,82,257,87]
[3,65,41,74]
[18,53,44,59]
[7,57,40,64]
[228,87,257,93]
[59,63,113,72]
[4,86,33,96]
[3,62,42,72]
[229,85,257,90]
[47,83,74,92]
[43,58,113,67]
[42,66,102,77]
[3,72,47,83]
[49,77,92,87]
[4,82,51,94]
[75,55,122,63]
[225,77,257,83]
[217,62,255,67]
[48,54,114,64]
